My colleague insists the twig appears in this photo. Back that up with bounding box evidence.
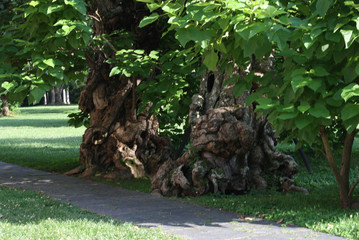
[348,179,359,200]
[100,36,118,52]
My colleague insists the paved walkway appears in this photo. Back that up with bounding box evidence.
[0,161,346,240]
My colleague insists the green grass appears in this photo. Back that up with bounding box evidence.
[0,186,180,240]
[0,105,85,173]
[1,105,359,239]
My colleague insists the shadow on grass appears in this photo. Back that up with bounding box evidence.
[0,118,71,128]
[19,105,79,115]
[0,137,82,173]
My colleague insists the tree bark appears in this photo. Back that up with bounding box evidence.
[43,92,48,105]
[55,85,64,105]
[152,67,306,196]
[50,87,56,105]
[1,94,10,117]
[66,0,171,178]
[320,127,359,208]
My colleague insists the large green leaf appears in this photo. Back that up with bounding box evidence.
[64,0,87,15]
[295,115,312,129]
[341,103,359,121]
[340,29,358,49]
[341,83,359,102]
[43,59,56,68]
[203,50,218,71]
[28,86,46,104]
[316,0,333,17]
[175,27,215,48]
[297,101,311,113]
[278,111,298,120]
[291,75,312,92]
[139,13,159,28]
[308,102,330,118]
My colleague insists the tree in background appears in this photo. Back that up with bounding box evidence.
[0,0,90,107]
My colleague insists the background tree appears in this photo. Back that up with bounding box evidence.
[0,0,90,107]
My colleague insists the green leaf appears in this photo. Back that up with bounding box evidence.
[29,86,46,104]
[341,83,359,102]
[256,98,274,110]
[340,29,358,49]
[224,76,238,86]
[233,81,250,98]
[312,66,329,77]
[291,76,312,92]
[308,102,330,118]
[139,13,159,28]
[109,67,121,77]
[1,81,18,91]
[136,0,155,3]
[43,59,56,68]
[295,115,312,129]
[316,0,332,17]
[203,50,218,71]
[278,111,298,120]
[64,0,87,15]
[341,103,359,121]
[298,101,311,113]
[308,79,322,92]
[175,27,215,48]
[47,5,64,14]
[29,1,40,7]
[149,51,159,60]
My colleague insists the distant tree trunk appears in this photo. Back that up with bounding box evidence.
[66,0,171,178]
[50,87,56,105]
[152,66,306,196]
[65,88,70,104]
[55,85,64,105]
[43,92,48,105]
[1,94,10,117]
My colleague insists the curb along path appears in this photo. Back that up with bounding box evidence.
[0,162,346,240]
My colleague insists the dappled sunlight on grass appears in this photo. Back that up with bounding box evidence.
[0,105,85,173]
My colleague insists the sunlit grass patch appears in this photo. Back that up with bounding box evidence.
[0,105,84,173]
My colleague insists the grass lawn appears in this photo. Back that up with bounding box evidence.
[0,105,358,239]
[0,186,180,240]
[0,105,85,173]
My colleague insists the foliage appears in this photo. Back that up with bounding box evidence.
[138,0,359,207]
[139,0,359,144]
[0,0,90,105]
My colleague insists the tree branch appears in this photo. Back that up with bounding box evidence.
[348,179,359,200]
[319,126,342,183]
[100,36,118,52]
[341,130,357,188]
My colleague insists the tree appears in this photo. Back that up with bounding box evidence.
[0,0,90,107]
[0,94,10,117]
[65,0,178,178]
[142,0,359,208]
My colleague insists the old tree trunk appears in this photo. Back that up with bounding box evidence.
[152,68,307,196]
[69,0,304,197]
[1,94,10,117]
[66,1,172,178]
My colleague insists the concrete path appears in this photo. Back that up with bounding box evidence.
[0,161,346,240]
